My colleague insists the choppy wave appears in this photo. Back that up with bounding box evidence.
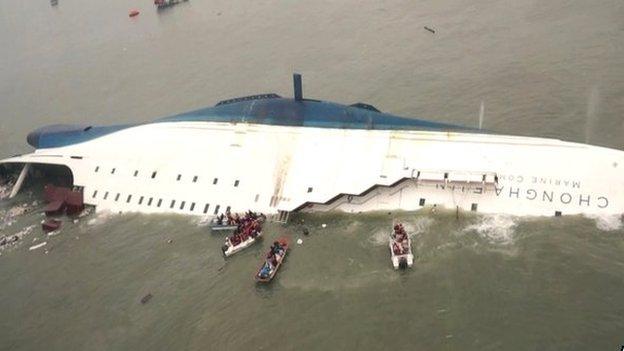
[463,214,518,245]
[86,210,114,227]
[585,214,623,231]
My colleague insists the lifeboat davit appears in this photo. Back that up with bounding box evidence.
[129,9,140,17]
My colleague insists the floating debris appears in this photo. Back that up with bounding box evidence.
[42,218,62,233]
[29,242,47,251]
[129,9,140,17]
[140,293,153,304]
[297,238,303,245]
[424,26,436,34]
[321,223,327,228]
[167,239,173,244]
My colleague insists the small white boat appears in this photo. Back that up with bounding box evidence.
[221,231,262,257]
[389,235,413,269]
[209,218,238,232]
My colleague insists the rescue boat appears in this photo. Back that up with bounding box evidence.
[255,238,288,283]
[389,234,413,269]
[221,230,262,257]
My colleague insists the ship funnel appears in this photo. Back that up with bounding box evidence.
[293,73,303,101]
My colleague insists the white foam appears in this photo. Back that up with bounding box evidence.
[86,210,113,226]
[586,214,623,231]
[0,181,15,200]
[464,214,517,245]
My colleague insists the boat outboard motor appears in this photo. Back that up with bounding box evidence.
[398,258,408,269]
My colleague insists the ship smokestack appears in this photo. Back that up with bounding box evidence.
[293,73,303,101]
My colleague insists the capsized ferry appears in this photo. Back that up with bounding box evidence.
[1,75,623,221]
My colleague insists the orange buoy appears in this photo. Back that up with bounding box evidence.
[129,9,140,17]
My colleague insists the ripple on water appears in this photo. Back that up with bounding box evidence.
[463,214,518,245]
[584,213,623,231]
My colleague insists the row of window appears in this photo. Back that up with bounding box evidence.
[91,190,229,215]
[93,166,240,187]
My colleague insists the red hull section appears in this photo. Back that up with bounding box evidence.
[43,184,84,216]
[42,219,61,232]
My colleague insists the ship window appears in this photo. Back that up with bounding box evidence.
[139,196,144,205]
[214,204,220,215]
[180,201,185,210]
[94,166,99,173]
[151,171,157,179]
[307,187,313,193]
[203,203,210,214]
[234,180,239,187]
[111,168,116,174]
[115,193,120,201]
[190,202,195,211]
[170,200,176,209]
[213,178,218,185]
[193,176,198,183]
[176,174,181,181]
[471,203,478,212]
[555,211,562,217]
[254,194,259,202]
[104,191,109,200]
[444,172,448,179]
[126,195,132,203]
[148,198,153,206]
[226,206,231,213]
[133,170,138,177]
[419,198,425,206]
[92,190,98,198]
[157,199,163,207]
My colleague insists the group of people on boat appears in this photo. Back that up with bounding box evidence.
[391,223,409,255]
[259,241,285,279]
[225,211,263,246]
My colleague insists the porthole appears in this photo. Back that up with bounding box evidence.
[190,202,195,211]
[148,198,153,206]
[92,190,98,198]
[126,195,132,203]
[203,204,210,214]
[170,200,176,209]
[213,204,220,215]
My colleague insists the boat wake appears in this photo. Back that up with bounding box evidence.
[463,214,518,245]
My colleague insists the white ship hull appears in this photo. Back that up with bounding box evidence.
[1,120,622,218]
